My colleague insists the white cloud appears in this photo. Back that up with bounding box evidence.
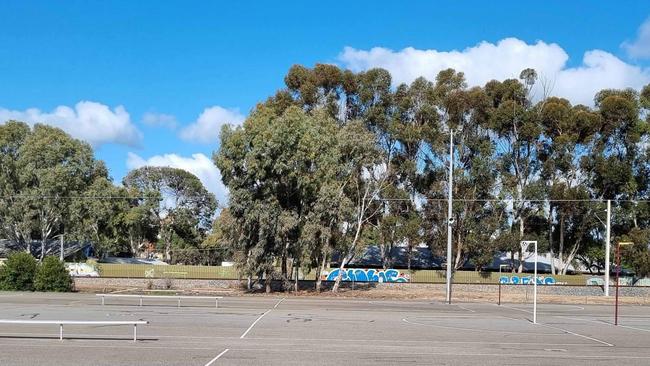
[179,106,245,144]
[339,38,650,106]
[126,152,227,205]
[622,17,650,59]
[0,101,142,147]
[142,112,177,129]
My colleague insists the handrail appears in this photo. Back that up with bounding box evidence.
[0,319,149,342]
[96,294,223,308]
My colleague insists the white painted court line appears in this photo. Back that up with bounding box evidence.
[538,323,613,347]
[456,305,475,313]
[228,347,650,359]
[401,318,561,336]
[240,310,271,339]
[273,297,285,309]
[204,348,229,366]
[617,324,650,333]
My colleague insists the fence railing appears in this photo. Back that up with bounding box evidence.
[97,263,239,280]
[93,263,605,285]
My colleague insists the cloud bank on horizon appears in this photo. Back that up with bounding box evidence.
[339,37,650,106]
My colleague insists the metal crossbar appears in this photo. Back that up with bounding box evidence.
[97,294,223,308]
[0,319,149,342]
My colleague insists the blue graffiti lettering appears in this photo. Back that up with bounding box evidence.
[324,268,409,283]
[499,275,556,285]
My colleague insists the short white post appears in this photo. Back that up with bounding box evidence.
[139,297,143,306]
[133,324,137,342]
[59,324,63,341]
[215,299,218,308]
[101,296,105,306]
[177,297,181,308]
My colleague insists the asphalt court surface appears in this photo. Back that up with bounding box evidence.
[0,292,649,365]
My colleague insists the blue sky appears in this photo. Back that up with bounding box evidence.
[1,1,650,204]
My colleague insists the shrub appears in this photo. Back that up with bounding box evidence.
[34,256,73,292]
[0,252,38,291]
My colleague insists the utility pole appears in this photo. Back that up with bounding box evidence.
[604,200,611,296]
[446,129,454,304]
[60,235,64,262]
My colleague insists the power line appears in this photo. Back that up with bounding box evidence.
[1,195,648,203]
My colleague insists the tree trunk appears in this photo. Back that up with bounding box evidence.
[517,217,525,273]
[39,238,46,262]
[294,264,299,292]
[558,215,565,273]
[315,251,327,292]
[549,206,556,275]
[281,251,287,279]
[332,252,353,293]
[454,230,463,270]
[264,270,271,293]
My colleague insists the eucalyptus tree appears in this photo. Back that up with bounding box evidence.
[0,121,32,249]
[123,166,217,263]
[485,72,546,272]
[15,124,104,260]
[330,120,388,292]
[538,98,601,274]
[68,177,133,256]
[216,106,339,292]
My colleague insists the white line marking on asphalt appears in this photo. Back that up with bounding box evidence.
[228,347,650,359]
[457,305,475,313]
[537,323,613,347]
[274,298,285,309]
[240,310,271,339]
[401,318,560,336]
[556,316,608,325]
[617,324,650,333]
[205,348,229,366]
[0,332,594,347]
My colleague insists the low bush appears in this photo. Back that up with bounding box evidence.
[0,252,38,291]
[34,256,73,292]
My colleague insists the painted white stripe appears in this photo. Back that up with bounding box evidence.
[538,323,613,347]
[274,298,285,309]
[240,310,271,339]
[618,324,650,333]
[0,331,595,346]
[457,305,475,313]
[228,347,650,359]
[204,348,229,366]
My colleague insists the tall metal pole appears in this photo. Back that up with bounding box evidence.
[59,235,64,262]
[446,130,454,304]
[533,240,538,324]
[604,200,611,296]
[615,242,620,325]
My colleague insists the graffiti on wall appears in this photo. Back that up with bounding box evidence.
[323,268,410,283]
[65,263,100,277]
[499,275,556,285]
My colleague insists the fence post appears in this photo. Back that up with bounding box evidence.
[133,324,137,342]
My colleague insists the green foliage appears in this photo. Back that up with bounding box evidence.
[34,256,73,292]
[123,166,218,264]
[0,252,38,291]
